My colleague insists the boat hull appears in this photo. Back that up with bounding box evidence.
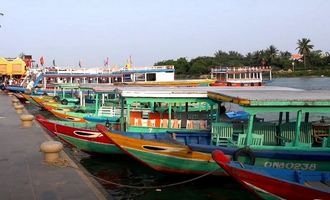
[36,115,123,154]
[212,150,330,200]
[97,125,224,175]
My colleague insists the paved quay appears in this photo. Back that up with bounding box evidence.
[0,92,109,200]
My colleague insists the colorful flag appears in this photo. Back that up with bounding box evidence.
[125,55,132,70]
[40,56,44,66]
[105,57,109,66]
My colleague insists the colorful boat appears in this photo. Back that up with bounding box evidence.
[13,92,28,103]
[97,124,223,175]
[210,66,272,87]
[212,150,330,200]
[202,89,330,171]
[36,115,210,156]
[36,115,123,154]
[95,88,330,175]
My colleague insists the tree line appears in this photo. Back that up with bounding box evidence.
[155,38,330,77]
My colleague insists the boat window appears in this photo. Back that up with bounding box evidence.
[146,73,156,81]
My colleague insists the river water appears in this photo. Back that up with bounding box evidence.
[27,77,330,200]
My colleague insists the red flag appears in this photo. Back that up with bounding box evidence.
[105,57,109,66]
[40,56,44,66]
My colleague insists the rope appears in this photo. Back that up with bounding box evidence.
[90,169,217,189]
[43,147,218,189]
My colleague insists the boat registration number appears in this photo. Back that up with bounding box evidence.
[264,161,317,171]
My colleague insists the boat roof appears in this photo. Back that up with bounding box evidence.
[208,89,330,106]
[88,85,302,98]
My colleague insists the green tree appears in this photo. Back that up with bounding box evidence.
[296,38,314,69]
[265,45,278,64]
[154,57,190,75]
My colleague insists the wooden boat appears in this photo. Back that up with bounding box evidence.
[43,105,88,122]
[117,79,215,87]
[21,93,45,107]
[36,115,123,154]
[210,66,272,87]
[6,65,178,93]
[13,92,28,102]
[36,115,209,156]
[96,124,223,175]
[30,95,59,107]
[212,150,330,200]
[203,89,330,171]
[96,88,330,175]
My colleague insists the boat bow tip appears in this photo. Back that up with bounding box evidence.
[212,150,230,164]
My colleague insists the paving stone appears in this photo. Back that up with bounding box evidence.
[0,93,109,200]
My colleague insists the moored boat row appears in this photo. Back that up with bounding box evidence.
[10,83,330,199]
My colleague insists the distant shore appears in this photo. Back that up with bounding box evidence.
[272,69,330,78]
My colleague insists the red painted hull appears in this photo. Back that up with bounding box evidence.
[35,115,113,145]
[210,82,263,87]
[212,151,330,199]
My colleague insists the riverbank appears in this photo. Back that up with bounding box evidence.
[0,92,110,200]
[272,69,330,78]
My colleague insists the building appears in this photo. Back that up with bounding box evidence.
[0,57,27,82]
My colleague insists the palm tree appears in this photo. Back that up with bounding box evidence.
[266,45,278,64]
[296,38,314,69]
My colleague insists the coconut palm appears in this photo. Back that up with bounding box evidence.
[266,45,278,64]
[296,38,314,69]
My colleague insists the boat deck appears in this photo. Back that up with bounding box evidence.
[0,93,108,200]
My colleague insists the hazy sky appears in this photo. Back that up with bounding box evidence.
[0,0,329,67]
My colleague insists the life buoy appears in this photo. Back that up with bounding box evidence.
[233,148,255,165]
[76,109,85,113]
[61,99,68,105]
[53,96,60,102]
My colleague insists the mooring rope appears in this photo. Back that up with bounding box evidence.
[89,169,217,189]
[43,146,218,189]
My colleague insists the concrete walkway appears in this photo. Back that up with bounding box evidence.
[0,92,109,200]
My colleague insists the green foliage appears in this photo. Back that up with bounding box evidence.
[296,38,314,69]
[154,38,330,77]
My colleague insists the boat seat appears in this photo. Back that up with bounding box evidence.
[160,119,168,128]
[237,133,264,146]
[252,122,278,146]
[278,122,312,147]
[134,118,142,126]
[211,122,234,146]
[171,119,181,129]
[186,120,194,129]
[98,106,115,117]
[147,119,156,127]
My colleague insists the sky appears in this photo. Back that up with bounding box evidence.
[0,0,329,67]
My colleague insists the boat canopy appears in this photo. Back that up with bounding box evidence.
[208,90,330,107]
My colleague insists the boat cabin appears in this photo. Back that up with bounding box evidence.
[34,65,175,90]
[208,89,330,150]
[118,87,220,133]
[210,66,272,86]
